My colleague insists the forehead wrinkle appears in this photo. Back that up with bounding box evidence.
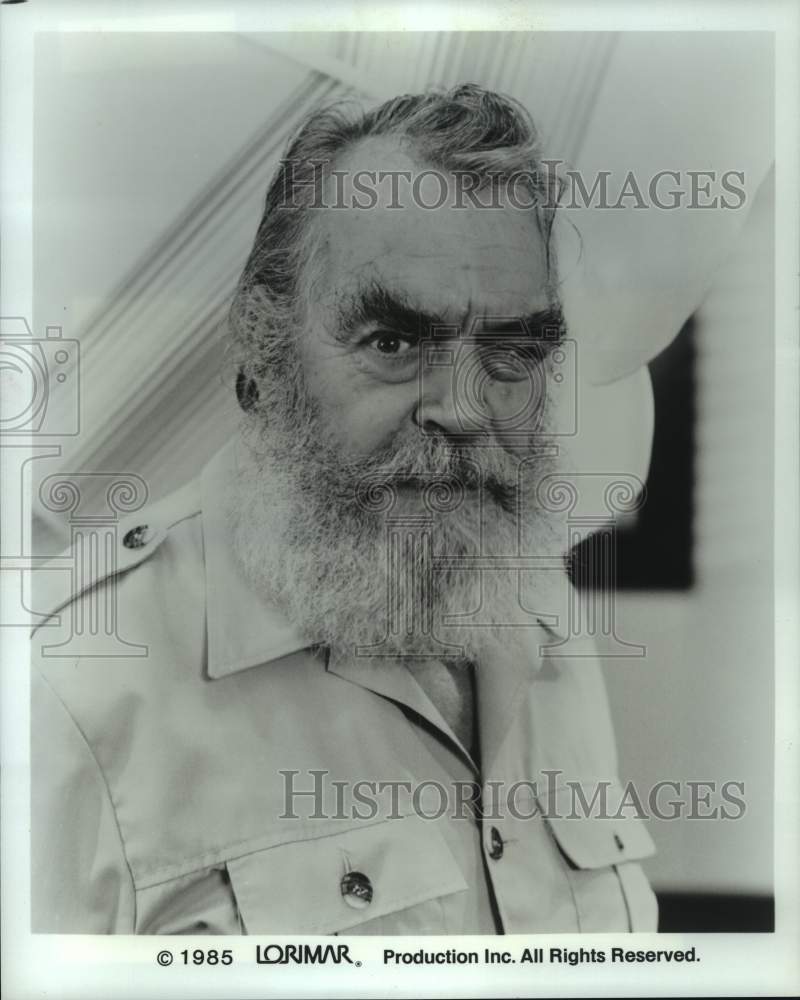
[317,198,553,334]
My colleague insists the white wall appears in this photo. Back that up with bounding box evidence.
[603,174,774,894]
[34,33,306,338]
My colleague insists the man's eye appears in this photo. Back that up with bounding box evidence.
[367,332,415,357]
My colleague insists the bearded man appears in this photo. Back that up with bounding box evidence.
[31,85,660,934]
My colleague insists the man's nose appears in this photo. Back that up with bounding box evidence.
[413,343,465,436]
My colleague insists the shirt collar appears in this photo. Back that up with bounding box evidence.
[201,439,309,679]
[200,438,571,682]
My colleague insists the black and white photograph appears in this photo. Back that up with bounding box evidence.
[1,3,798,998]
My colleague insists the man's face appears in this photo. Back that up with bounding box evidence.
[296,139,555,471]
[232,138,565,659]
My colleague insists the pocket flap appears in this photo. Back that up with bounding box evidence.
[226,815,468,935]
[541,783,657,869]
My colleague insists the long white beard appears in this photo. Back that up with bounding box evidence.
[228,346,567,664]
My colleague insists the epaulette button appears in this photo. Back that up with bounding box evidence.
[122,524,154,549]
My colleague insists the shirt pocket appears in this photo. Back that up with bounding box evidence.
[544,797,658,932]
[225,814,469,935]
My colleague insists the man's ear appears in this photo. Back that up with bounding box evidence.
[236,369,259,412]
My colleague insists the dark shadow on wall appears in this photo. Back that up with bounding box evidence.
[656,892,775,932]
[570,315,697,592]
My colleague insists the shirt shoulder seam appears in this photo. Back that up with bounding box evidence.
[34,663,138,929]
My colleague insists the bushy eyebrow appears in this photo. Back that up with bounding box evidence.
[334,280,447,340]
[334,277,565,343]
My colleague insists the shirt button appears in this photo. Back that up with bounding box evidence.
[340,871,373,909]
[122,525,152,549]
[488,826,504,860]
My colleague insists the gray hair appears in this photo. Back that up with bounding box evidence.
[230,83,562,409]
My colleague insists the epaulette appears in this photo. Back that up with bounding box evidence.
[30,477,202,637]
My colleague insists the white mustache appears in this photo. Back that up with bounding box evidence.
[320,430,524,496]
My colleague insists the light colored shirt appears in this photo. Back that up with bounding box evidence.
[31,440,658,934]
